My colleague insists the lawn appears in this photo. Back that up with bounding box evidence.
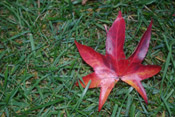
[0,0,175,116]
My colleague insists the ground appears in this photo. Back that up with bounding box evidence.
[0,0,175,116]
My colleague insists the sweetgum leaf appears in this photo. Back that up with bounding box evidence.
[75,11,161,111]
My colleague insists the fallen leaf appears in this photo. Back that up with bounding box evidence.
[75,11,161,111]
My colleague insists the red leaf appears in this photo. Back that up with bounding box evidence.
[75,11,161,111]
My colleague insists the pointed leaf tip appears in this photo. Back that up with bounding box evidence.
[121,78,148,104]
[74,40,108,70]
[114,11,123,22]
[118,11,122,17]
[74,40,78,45]
[150,19,153,24]
[98,79,118,111]
[98,86,114,111]
[128,20,153,63]
[148,20,153,29]
[77,73,102,88]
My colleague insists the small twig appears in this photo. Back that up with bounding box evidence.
[38,0,40,15]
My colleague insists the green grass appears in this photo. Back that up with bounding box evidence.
[0,0,175,116]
